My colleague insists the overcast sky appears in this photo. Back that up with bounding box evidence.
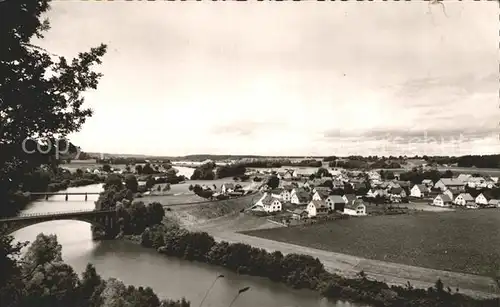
[38,1,498,156]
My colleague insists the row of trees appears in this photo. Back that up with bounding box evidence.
[0,232,189,307]
[140,224,499,307]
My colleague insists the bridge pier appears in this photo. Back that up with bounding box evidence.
[45,194,49,200]
[65,194,68,201]
[85,193,88,201]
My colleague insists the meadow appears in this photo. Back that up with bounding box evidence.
[242,210,500,277]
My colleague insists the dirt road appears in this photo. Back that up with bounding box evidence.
[200,230,499,299]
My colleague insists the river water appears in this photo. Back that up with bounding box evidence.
[11,184,360,307]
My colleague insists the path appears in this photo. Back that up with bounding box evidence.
[202,230,500,299]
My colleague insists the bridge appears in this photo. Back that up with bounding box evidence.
[28,192,101,201]
[0,209,117,235]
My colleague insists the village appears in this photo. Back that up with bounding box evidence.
[243,167,500,224]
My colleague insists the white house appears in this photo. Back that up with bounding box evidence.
[252,195,282,213]
[312,188,331,201]
[433,194,453,207]
[307,200,329,217]
[475,193,491,206]
[344,199,367,216]
[221,183,235,194]
[410,184,428,198]
[488,199,500,208]
[466,177,487,189]
[453,193,474,206]
[342,194,358,206]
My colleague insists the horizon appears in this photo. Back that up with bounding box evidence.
[38,1,499,156]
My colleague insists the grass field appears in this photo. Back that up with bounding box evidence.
[242,210,500,277]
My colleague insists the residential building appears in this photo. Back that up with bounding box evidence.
[454,193,474,206]
[290,208,308,220]
[389,187,407,198]
[344,199,367,216]
[456,174,472,182]
[283,170,295,180]
[221,183,235,194]
[434,178,465,192]
[291,190,311,205]
[442,189,454,201]
[307,200,329,217]
[466,177,487,188]
[433,194,453,207]
[421,179,433,187]
[410,184,428,198]
[253,195,282,212]
[326,195,346,211]
[475,193,491,206]
[342,194,358,206]
[488,199,500,208]
[312,188,331,201]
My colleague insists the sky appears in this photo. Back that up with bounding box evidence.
[37,1,499,157]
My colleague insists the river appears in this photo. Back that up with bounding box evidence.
[11,184,360,307]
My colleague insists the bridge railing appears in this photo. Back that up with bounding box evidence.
[0,209,115,221]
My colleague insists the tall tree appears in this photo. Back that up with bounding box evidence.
[0,0,107,217]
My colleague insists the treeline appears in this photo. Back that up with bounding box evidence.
[94,176,167,237]
[190,162,248,180]
[140,224,499,307]
[398,169,454,185]
[0,232,189,307]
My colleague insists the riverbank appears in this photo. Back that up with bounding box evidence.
[134,223,500,307]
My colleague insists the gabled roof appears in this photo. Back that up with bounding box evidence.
[439,178,465,186]
[291,208,307,215]
[309,199,328,209]
[422,179,433,184]
[488,199,500,205]
[343,194,357,203]
[437,194,452,202]
[456,193,474,201]
[314,189,331,199]
[389,187,404,194]
[476,193,492,201]
[294,190,312,202]
[328,195,346,203]
[269,188,284,194]
[413,184,427,191]
[223,183,235,189]
[346,199,365,210]
[261,195,281,205]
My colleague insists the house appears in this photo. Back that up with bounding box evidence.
[456,174,472,182]
[434,178,465,192]
[421,179,433,187]
[307,200,329,217]
[442,189,455,201]
[290,208,308,220]
[410,184,428,198]
[282,169,295,180]
[488,199,500,208]
[389,187,406,198]
[253,195,282,212]
[326,195,346,211]
[221,183,235,194]
[454,193,474,206]
[387,182,401,189]
[342,194,358,206]
[344,199,367,216]
[366,189,377,198]
[312,187,331,201]
[475,193,491,206]
[433,194,453,207]
[331,180,344,189]
[466,177,487,188]
[150,183,171,195]
[269,188,284,199]
[291,189,312,205]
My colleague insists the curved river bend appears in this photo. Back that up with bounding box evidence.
[12,184,360,307]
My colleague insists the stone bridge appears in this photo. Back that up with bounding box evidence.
[0,209,118,237]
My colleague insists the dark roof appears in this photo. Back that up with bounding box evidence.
[295,191,312,203]
[343,194,357,203]
[309,199,328,209]
[390,187,403,194]
[327,195,346,203]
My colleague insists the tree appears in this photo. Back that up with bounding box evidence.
[76,168,83,177]
[104,174,123,190]
[142,163,155,175]
[102,164,112,173]
[316,167,330,178]
[135,165,143,174]
[0,0,107,218]
[124,174,138,193]
[267,175,280,189]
